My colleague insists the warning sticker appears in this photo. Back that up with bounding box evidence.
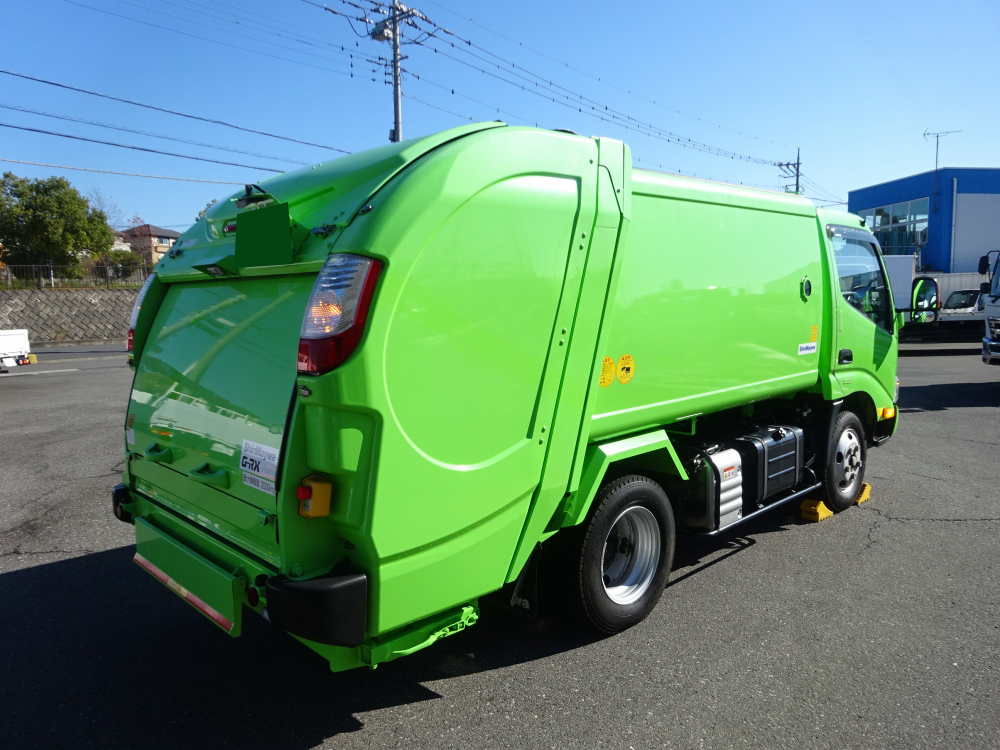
[616,354,635,384]
[599,357,615,387]
[240,439,278,481]
[798,343,818,355]
[723,466,736,481]
[810,325,818,343]
[243,472,276,495]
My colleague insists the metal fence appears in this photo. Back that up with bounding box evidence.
[2,263,152,289]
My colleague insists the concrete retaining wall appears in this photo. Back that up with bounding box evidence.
[0,289,138,343]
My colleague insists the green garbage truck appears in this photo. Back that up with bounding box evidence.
[114,122,900,671]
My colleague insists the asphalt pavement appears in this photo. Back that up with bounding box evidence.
[0,342,997,749]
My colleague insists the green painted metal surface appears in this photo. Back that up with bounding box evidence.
[122,123,898,671]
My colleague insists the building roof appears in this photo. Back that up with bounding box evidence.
[849,167,1000,196]
[121,224,182,239]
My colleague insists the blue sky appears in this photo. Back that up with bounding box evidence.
[2,0,997,232]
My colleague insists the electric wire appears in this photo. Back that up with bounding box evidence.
[58,0,359,80]
[0,103,311,166]
[419,0,788,149]
[158,0,358,52]
[107,0,361,67]
[304,0,782,166]
[408,40,777,164]
[0,122,284,173]
[0,70,350,153]
[0,158,244,185]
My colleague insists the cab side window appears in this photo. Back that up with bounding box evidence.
[832,236,892,332]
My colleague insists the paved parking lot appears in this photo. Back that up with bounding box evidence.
[1,343,997,749]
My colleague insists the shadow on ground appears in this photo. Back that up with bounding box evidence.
[0,504,804,749]
[898,346,982,357]
[898,381,1000,413]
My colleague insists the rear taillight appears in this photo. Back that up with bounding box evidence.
[297,254,382,375]
[128,273,157,352]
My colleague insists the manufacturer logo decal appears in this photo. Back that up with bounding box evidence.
[616,354,635,385]
[599,356,615,387]
[240,439,278,481]
[798,343,818,355]
[125,428,135,446]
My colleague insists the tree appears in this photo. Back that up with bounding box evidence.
[95,248,144,280]
[196,199,217,222]
[86,187,125,231]
[124,213,154,262]
[0,172,113,266]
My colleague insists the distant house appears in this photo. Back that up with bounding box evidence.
[120,224,182,263]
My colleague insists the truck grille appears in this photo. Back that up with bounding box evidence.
[989,317,1000,339]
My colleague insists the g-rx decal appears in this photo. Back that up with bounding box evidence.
[240,439,278,481]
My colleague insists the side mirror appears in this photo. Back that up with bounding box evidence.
[894,311,905,332]
[982,282,992,295]
[979,255,990,275]
[912,276,940,312]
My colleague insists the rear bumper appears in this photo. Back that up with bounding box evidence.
[983,338,1000,365]
[266,573,367,647]
[112,483,368,648]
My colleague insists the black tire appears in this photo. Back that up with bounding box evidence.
[823,411,866,512]
[560,474,675,634]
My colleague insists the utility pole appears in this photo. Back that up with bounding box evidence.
[777,148,801,194]
[369,1,419,143]
[924,129,961,212]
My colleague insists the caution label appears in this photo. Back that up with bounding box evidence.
[616,354,635,384]
[599,356,615,387]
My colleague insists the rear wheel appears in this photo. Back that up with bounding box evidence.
[561,474,675,633]
[823,411,866,512]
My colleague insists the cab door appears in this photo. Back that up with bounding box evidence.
[829,225,898,404]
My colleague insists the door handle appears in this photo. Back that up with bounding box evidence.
[838,349,853,365]
[189,463,230,488]
[143,443,173,463]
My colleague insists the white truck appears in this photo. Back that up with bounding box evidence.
[979,252,1000,365]
[0,329,31,373]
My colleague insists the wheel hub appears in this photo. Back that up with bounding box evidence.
[834,428,863,492]
[601,506,661,606]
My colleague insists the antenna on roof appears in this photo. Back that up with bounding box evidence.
[923,129,961,172]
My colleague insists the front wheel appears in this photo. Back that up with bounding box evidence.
[561,474,675,634]
[823,411,866,512]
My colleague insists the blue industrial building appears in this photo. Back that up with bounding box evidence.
[847,168,1000,273]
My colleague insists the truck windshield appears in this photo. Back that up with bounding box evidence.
[944,291,978,309]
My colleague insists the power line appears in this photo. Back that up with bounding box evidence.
[418,0,788,149]
[0,158,244,185]
[0,69,350,153]
[0,103,311,166]
[154,0,358,52]
[407,40,778,165]
[58,0,365,81]
[107,0,362,68]
[0,122,283,173]
[407,36,779,165]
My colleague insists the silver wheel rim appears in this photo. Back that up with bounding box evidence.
[602,506,661,605]
[834,428,863,495]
